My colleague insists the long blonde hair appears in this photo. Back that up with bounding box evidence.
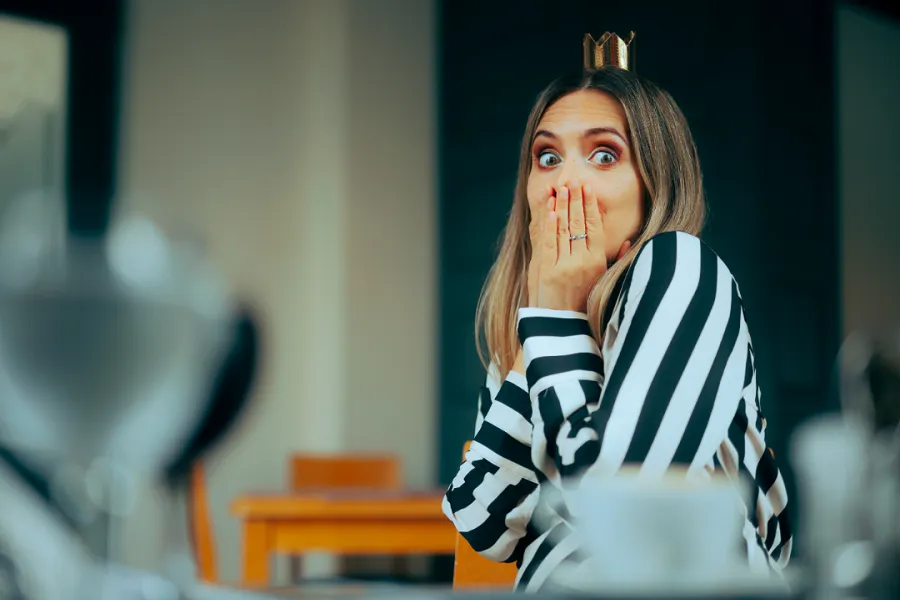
[476,67,706,378]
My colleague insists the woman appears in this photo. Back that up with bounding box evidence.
[442,66,793,592]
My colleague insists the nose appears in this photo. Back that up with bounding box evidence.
[555,161,591,188]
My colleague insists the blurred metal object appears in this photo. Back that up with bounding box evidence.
[839,327,900,439]
[791,415,870,600]
[791,327,900,600]
[842,327,900,600]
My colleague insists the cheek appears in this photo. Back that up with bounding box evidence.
[596,174,644,255]
[604,209,643,257]
[526,173,548,212]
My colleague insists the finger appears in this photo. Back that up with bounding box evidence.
[537,185,553,218]
[556,185,570,255]
[569,180,587,251]
[529,215,540,242]
[528,255,539,305]
[540,186,555,222]
[583,183,604,253]
[542,209,558,269]
[530,188,553,242]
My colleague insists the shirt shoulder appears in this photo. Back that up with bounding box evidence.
[624,231,739,297]
[605,231,743,340]
[636,231,731,270]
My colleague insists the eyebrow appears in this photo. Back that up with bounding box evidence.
[533,126,629,146]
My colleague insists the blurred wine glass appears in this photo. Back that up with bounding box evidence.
[0,192,235,558]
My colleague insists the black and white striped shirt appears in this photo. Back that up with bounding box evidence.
[443,231,793,592]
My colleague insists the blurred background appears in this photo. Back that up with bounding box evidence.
[0,0,897,591]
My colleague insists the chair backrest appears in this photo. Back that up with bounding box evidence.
[188,462,218,583]
[289,454,402,491]
[452,442,518,590]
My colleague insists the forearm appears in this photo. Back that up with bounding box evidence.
[443,454,538,562]
[517,307,604,482]
[443,364,539,562]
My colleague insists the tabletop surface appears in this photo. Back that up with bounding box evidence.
[190,582,804,600]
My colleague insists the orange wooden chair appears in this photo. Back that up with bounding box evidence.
[289,454,402,492]
[188,462,218,583]
[451,442,518,590]
[288,453,404,581]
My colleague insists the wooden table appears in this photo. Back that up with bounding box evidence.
[230,490,456,587]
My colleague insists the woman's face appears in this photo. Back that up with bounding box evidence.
[527,90,644,261]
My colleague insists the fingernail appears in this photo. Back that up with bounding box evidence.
[584,184,592,195]
[547,197,554,209]
[572,178,580,188]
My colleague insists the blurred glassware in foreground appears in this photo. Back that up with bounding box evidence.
[839,327,900,438]
[532,468,793,597]
[0,192,234,479]
[792,326,900,600]
[0,191,240,599]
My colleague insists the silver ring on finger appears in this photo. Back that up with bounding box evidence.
[569,233,587,241]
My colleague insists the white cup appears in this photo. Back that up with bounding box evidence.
[563,470,746,588]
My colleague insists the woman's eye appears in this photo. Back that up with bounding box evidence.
[589,149,617,166]
[537,151,561,168]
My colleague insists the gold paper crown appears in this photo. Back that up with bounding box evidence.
[583,31,636,71]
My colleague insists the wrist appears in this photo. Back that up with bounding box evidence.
[538,302,586,312]
[535,287,589,313]
[537,299,586,312]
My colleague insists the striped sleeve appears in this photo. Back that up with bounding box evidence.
[520,231,749,488]
[442,364,540,563]
[725,354,794,570]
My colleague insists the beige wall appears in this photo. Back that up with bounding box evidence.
[838,5,900,336]
[116,0,436,582]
